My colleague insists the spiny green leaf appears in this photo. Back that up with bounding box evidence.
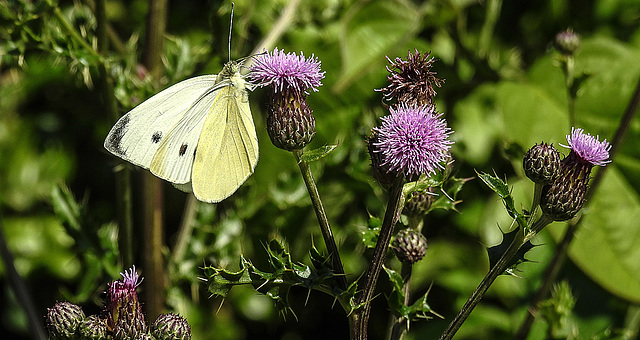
[299,144,338,163]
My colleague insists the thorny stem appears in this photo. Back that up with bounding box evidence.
[439,216,553,340]
[352,177,406,340]
[515,74,640,340]
[292,149,348,292]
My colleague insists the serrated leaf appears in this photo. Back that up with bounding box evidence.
[476,171,527,228]
[299,144,338,163]
[487,228,536,275]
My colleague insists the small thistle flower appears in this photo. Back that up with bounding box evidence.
[523,143,562,185]
[45,301,85,339]
[554,29,581,55]
[151,313,192,340]
[541,128,611,221]
[250,48,325,151]
[106,266,147,339]
[78,314,108,340]
[392,229,428,264]
[378,50,443,106]
[372,103,453,180]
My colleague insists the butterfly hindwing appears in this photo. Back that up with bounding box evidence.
[104,75,218,170]
[191,72,259,203]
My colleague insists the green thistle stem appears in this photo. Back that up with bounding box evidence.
[292,149,347,292]
[351,177,406,340]
[439,216,552,340]
[389,262,413,340]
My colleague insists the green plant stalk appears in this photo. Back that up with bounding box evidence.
[141,0,168,322]
[351,177,406,340]
[48,2,100,58]
[439,215,553,340]
[389,262,413,340]
[292,149,348,292]
[91,0,135,267]
[515,75,640,339]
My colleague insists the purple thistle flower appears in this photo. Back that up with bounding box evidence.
[561,127,611,166]
[249,47,325,94]
[540,128,611,221]
[106,265,147,338]
[373,103,453,178]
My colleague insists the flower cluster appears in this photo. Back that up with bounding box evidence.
[250,48,325,151]
[526,128,611,221]
[45,266,191,340]
[369,51,454,182]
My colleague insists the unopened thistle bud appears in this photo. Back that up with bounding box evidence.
[106,266,147,339]
[524,143,561,185]
[78,314,108,340]
[541,128,611,221]
[377,50,444,106]
[403,188,434,217]
[554,29,581,55]
[392,229,428,263]
[46,301,85,339]
[151,313,192,340]
[250,48,324,150]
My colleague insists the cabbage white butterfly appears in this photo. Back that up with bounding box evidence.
[104,60,258,203]
[104,5,258,203]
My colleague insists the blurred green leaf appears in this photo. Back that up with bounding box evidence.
[299,144,338,163]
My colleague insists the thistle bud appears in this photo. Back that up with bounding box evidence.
[392,229,428,264]
[78,314,108,340]
[266,90,316,150]
[45,301,85,339]
[554,29,581,55]
[403,188,434,217]
[367,129,395,189]
[377,50,444,106]
[523,143,561,184]
[151,313,192,340]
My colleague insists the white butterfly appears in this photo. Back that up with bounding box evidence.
[104,60,259,203]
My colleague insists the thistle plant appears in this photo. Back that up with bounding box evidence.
[44,266,192,340]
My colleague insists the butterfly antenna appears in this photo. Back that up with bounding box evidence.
[228,2,234,62]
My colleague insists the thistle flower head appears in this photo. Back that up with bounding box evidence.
[372,103,453,179]
[378,50,443,106]
[249,48,323,151]
[561,127,611,167]
[106,265,147,339]
[554,29,581,55]
[249,47,325,94]
[541,128,611,221]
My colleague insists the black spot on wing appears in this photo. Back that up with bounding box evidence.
[106,115,130,156]
[151,131,162,143]
[179,143,188,156]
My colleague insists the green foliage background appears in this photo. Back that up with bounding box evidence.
[1,0,640,339]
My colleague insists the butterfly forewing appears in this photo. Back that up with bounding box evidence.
[191,73,258,203]
[149,79,233,184]
[104,75,218,169]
